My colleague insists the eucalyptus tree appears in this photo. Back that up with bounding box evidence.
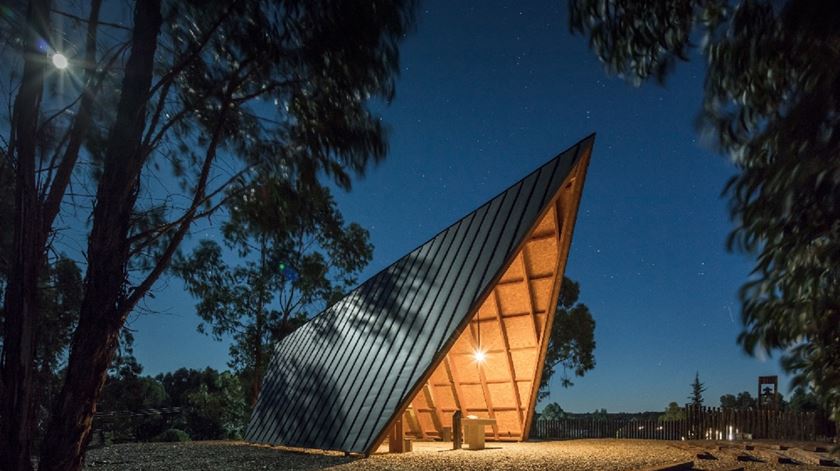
[174,179,373,406]
[1,154,85,453]
[539,276,596,400]
[0,0,415,469]
[569,0,840,423]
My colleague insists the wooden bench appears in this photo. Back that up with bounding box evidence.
[462,417,497,450]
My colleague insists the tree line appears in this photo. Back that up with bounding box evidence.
[97,360,248,443]
[539,371,830,423]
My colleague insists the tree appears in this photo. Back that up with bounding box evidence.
[31,258,84,435]
[1,1,55,467]
[539,276,596,400]
[660,402,686,422]
[2,157,85,443]
[0,0,416,468]
[182,371,247,440]
[720,391,756,410]
[540,402,566,421]
[689,372,706,407]
[155,367,248,440]
[173,181,373,406]
[592,408,609,421]
[569,0,840,425]
[788,386,821,413]
[97,356,169,442]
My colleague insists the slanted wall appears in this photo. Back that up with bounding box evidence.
[246,135,594,454]
[398,141,590,445]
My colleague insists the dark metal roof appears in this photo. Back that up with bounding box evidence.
[245,135,594,454]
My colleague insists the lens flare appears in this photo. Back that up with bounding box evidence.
[473,348,486,364]
[52,53,68,69]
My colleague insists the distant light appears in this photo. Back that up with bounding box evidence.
[473,349,486,364]
[52,53,68,69]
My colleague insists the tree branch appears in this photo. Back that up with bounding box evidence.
[50,7,132,31]
[40,0,103,238]
[122,91,234,313]
[147,0,241,97]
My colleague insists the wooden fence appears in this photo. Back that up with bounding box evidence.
[532,406,833,442]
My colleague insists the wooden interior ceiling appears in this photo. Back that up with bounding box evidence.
[403,165,583,442]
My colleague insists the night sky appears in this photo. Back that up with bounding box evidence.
[130,0,788,413]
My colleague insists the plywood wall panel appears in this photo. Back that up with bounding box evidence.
[429,364,449,384]
[477,297,498,318]
[504,316,536,349]
[532,207,556,236]
[482,353,509,382]
[494,410,521,435]
[434,384,457,410]
[417,411,435,433]
[499,260,525,283]
[476,321,504,351]
[452,355,480,383]
[461,384,486,409]
[451,333,473,354]
[496,282,530,315]
[525,238,558,275]
[530,277,555,312]
[487,383,517,408]
[510,349,538,380]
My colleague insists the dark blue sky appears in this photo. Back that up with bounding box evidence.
[131,0,788,413]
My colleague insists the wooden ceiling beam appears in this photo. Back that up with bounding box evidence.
[529,231,556,242]
[496,272,553,286]
[444,355,466,414]
[467,322,500,440]
[421,383,444,437]
[467,310,547,323]
[517,251,541,346]
[492,289,525,430]
[404,407,424,438]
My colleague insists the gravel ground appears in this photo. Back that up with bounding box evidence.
[83,439,837,470]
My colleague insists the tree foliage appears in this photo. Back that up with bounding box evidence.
[173,181,373,405]
[720,391,757,410]
[178,371,247,440]
[97,365,248,442]
[788,386,821,413]
[98,357,169,442]
[539,276,596,400]
[569,0,840,422]
[539,402,567,421]
[659,402,686,422]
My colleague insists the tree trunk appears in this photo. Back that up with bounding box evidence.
[38,1,162,469]
[252,311,264,406]
[0,1,51,469]
[251,239,267,406]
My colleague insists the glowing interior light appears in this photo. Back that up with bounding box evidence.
[52,53,68,69]
[473,348,486,364]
